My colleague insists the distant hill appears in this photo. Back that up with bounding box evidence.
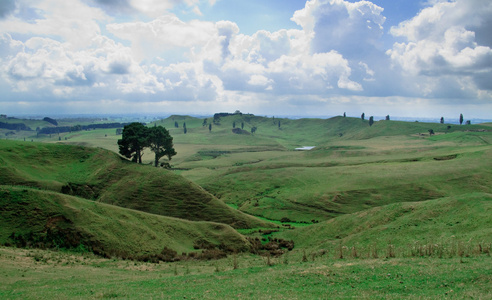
[0,140,272,229]
[158,115,492,223]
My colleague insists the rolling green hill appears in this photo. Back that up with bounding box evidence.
[0,140,272,229]
[278,193,492,255]
[0,186,250,257]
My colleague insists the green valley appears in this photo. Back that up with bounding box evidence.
[1,114,491,299]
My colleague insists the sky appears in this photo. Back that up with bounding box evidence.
[1,0,491,119]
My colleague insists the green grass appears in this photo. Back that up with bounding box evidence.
[277,193,492,254]
[0,186,249,257]
[191,137,492,222]
[0,140,272,229]
[0,246,490,299]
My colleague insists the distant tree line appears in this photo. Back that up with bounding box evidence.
[37,122,134,135]
[0,122,31,131]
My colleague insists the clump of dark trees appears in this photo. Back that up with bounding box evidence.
[118,122,176,167]
[37,122,133,135]
[0,122,31,131]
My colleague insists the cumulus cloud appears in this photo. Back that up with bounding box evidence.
[0,31,226,102]
[292,0,385,57]
[91,0,213,17]
[387,0,492,94]
[1,0,490,117]
[1,0,370,106]
[0,0,109,49]
[107,16,217,62]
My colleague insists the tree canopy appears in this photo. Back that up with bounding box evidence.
[147,126,176,167]
[118,123,176,167]
[118,122,147,164]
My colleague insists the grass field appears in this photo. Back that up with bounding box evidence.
[0,246,490,299]
[1,114,492,298]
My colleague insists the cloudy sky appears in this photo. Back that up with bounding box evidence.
[1,0,491,119]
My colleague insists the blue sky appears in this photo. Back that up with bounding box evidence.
[1,0,491,119]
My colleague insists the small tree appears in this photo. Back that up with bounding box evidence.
[202,118,207,127]
[466,120,471,125]
[251,126,257,134]
[459,114,464,125]
[213,114,221,125]
[343,112,346,118]
[428,129,434,136]
[278,120,281,128]
[233,121,236,128]
[369,116,374,126]
[174,121,179,128]
[209,123,212,132]
[386,115,390,121]
[440,117,444,124]
[361,113,365,121]
[241,122,244,130]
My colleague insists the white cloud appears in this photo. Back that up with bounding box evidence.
[0,0,109,49]
[0,33,24,60]
[387,0,492,94]
[292,0,385,56]
[107,15,217,62]
[1,0,490,118]
[129,0,175,18]
[248,74,273,88]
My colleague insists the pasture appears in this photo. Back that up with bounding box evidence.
[1,114,491,298]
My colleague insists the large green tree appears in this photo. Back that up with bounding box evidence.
[118,122,148,164]
[147,126,176,167]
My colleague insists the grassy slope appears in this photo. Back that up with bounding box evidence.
[0,186,249,256]
[0,140,272,229]
[278,193,492,251]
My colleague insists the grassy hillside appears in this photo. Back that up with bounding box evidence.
[0,186,249,257]
[278,193,492,254]
[0,140,272,229]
